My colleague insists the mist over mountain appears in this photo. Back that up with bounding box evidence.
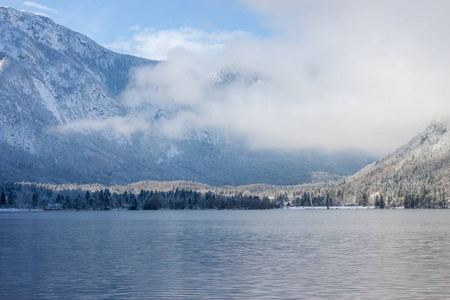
[0,6,375,186]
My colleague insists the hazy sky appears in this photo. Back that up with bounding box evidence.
[4,0,450,155]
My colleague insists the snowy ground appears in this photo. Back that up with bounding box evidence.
[0,208,42,212]
[0,207,405,212]
[285,206,405,210]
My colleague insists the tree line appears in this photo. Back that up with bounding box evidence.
[0,182,276,210]
[1,181,447,210]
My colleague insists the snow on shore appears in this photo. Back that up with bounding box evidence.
[0,208,43,213]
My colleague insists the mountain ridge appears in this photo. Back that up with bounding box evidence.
[345,120,450,193]
[0,6,374,186]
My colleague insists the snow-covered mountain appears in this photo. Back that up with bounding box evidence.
[337,121,450,206]
[0,6,374,186]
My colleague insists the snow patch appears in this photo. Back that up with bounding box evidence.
[286,206,389,210]
[167,143,180,159]
[0,56,8,72]
[32,77,62,123]
[0,208,42,212]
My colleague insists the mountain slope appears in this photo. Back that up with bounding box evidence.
[340,121,450,206]
[0,6,374,186]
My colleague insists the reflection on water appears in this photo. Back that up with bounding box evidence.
[1,210,449,299]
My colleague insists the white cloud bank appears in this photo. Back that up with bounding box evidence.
[114,0,450,155]
[108,27,248,60]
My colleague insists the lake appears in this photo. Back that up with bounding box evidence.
[0,209,449,299]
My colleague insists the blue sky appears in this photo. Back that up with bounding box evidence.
[3,1,450,154]
[2,0,270,49]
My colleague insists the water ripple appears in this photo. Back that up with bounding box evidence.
[1,210,450,299]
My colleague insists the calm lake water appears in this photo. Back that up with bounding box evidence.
[0,209,449,299]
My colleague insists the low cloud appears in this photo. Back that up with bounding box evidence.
[112,1,450,155]
[23,1,58,14]
[108,27,248,60]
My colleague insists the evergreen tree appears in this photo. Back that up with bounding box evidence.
[85,191,93,209]
[117,194,123,209]
[63,196,71,209]
[374,195,380,208]
[7,190,15,207]
[0,191,6,206]
[404,195,410,208]
[379,195,385,209]
[31,192,39,208]
[103,195,110,210]
[72,195,82,210]
[358,192,369,206]
[129,194,138,210]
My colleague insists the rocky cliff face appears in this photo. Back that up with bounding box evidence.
[0,6,374,186]
[0,6,154,149]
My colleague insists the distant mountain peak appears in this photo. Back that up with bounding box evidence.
[211,64,265,86]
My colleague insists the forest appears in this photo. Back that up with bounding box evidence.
[0,181,448,210]
[0,182,275,210]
